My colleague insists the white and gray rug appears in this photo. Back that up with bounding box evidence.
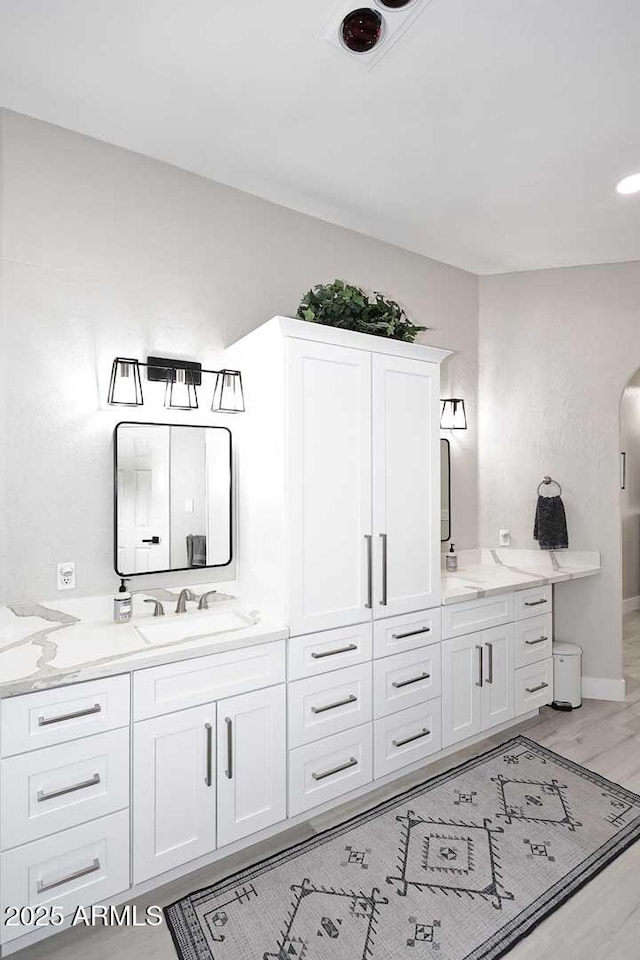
[165,735,640,960]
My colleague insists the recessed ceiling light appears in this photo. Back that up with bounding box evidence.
[615,173,640,196]
[340,8,385,53]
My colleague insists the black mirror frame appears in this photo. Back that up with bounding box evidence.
[441,437,451,543]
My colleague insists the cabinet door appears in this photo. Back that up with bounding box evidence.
[133,705,215,884]
[286,338,372,635]
[372,353,440,618]
[217,686,286,847]
[442,634,483,747]
[481,624,515,731]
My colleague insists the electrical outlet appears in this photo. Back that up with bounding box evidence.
[499,529,511,547]
[57,561,76,591]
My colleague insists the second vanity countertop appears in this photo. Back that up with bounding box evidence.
[0,549,601,699]
[442,548,601,605]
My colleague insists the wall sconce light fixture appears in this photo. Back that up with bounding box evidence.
[107,355,244,414]
[440,398,467,430]
[108,358,144,406]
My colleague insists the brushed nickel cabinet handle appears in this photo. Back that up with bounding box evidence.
[526,681,549,694]
[475,645,484,687]
[380,533,388,606]
[392,728,431,748]
[392,672,430,689]
[38,703,102,726]
[37,772,101,804]
[525,636,548,646]
[37,858,100,894]
[311,694,358,714]
[391,627,431,640]
[205,723,213,787]
[225,717,233,780]
[524,598,548,607]
[486,642,494,685]
[311,644,357,660]
[365,535,373,609]
[311,757,358,781]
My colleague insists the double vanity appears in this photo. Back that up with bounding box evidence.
[0,317,600,953]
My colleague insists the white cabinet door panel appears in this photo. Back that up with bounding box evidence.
[442,634,483,747]
[372,353,440,619]
[217,686,286,847]
[481,624,515,730]
[133,705,215,884]
[286,338,372,635]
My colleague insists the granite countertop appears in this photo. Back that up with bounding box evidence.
[442,548,601,605]
[0,583,287,699]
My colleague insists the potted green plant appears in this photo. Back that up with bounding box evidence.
[296,279,427,343]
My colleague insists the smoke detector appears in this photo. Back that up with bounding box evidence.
[318,0,430,67]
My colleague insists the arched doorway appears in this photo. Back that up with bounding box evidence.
[620,368,640,685]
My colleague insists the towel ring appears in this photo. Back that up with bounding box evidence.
[537,475,562,497]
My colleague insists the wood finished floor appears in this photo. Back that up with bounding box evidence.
[17,612,640,960]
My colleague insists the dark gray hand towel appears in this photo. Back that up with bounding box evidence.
[533,495,568,550]
[186,534,207,566]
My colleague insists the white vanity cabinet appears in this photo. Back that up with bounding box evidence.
[227,317,450,637]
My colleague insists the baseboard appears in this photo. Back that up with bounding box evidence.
[623,596,640,614]
[582,676,626,702]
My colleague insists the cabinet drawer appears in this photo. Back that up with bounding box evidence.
[515,614,553,668]
[1,676,130,758]
[288,664,372,748]
[0,810,130,944]
[288,724,372,817]
[515,659,553,716]
[373,609,441,660]
[1,728,129,850]
[515,585,552,620]
[287,623,372,681]
[373,646,441,719]
[133,640,285,719]
[374,700,442,779]
[442,593,515,640]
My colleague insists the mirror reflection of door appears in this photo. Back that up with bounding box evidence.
[116,425,171,573]
[115,423,232,576]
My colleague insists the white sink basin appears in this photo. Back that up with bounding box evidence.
[135,608,259,647]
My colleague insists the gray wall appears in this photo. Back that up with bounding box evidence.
[621,373,640,603]
[0,109,479,604]
[479,261,640,683]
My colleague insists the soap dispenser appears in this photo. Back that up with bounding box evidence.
[445,543,458,573]
[114,578,132,623]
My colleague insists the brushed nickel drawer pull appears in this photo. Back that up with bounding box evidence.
[365,535,373,609]
[311,644,358,660]
[312,756,358,781]
[392,728,431,748]
[311,694,358,715]
[37,772,101,803]
[525,681,549,694]
[525,636,548,646]
[486,642,494,685]
[205,723,213,787]
[476,645,484,687]
[38,703,102,726]
[225,717,233,780]
[392,672,430,689]
[524,598,548,607]
[37,858,100,893]
[380,533,388,606]
[391,627,431,640]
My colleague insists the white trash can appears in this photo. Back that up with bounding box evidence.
[552,641,582,710]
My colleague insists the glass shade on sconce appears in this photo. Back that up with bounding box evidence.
[212,370,245,414]
[165,367,199,410]
[108,358,144,406]
[440,398,467,430]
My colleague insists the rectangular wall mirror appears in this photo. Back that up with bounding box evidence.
[441,438,451,542]
[114,422,232,576]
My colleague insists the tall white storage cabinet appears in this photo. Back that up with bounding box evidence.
[227,317,450,636]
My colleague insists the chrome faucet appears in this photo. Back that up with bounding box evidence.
[175,588,195,614]
[198,590,218,610]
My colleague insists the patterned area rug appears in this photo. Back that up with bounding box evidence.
[165,735,640,960]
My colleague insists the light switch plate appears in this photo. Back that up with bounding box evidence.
[499,529,511,547]
[57,561,76,590]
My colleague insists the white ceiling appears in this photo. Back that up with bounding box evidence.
[0,0,639,274]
